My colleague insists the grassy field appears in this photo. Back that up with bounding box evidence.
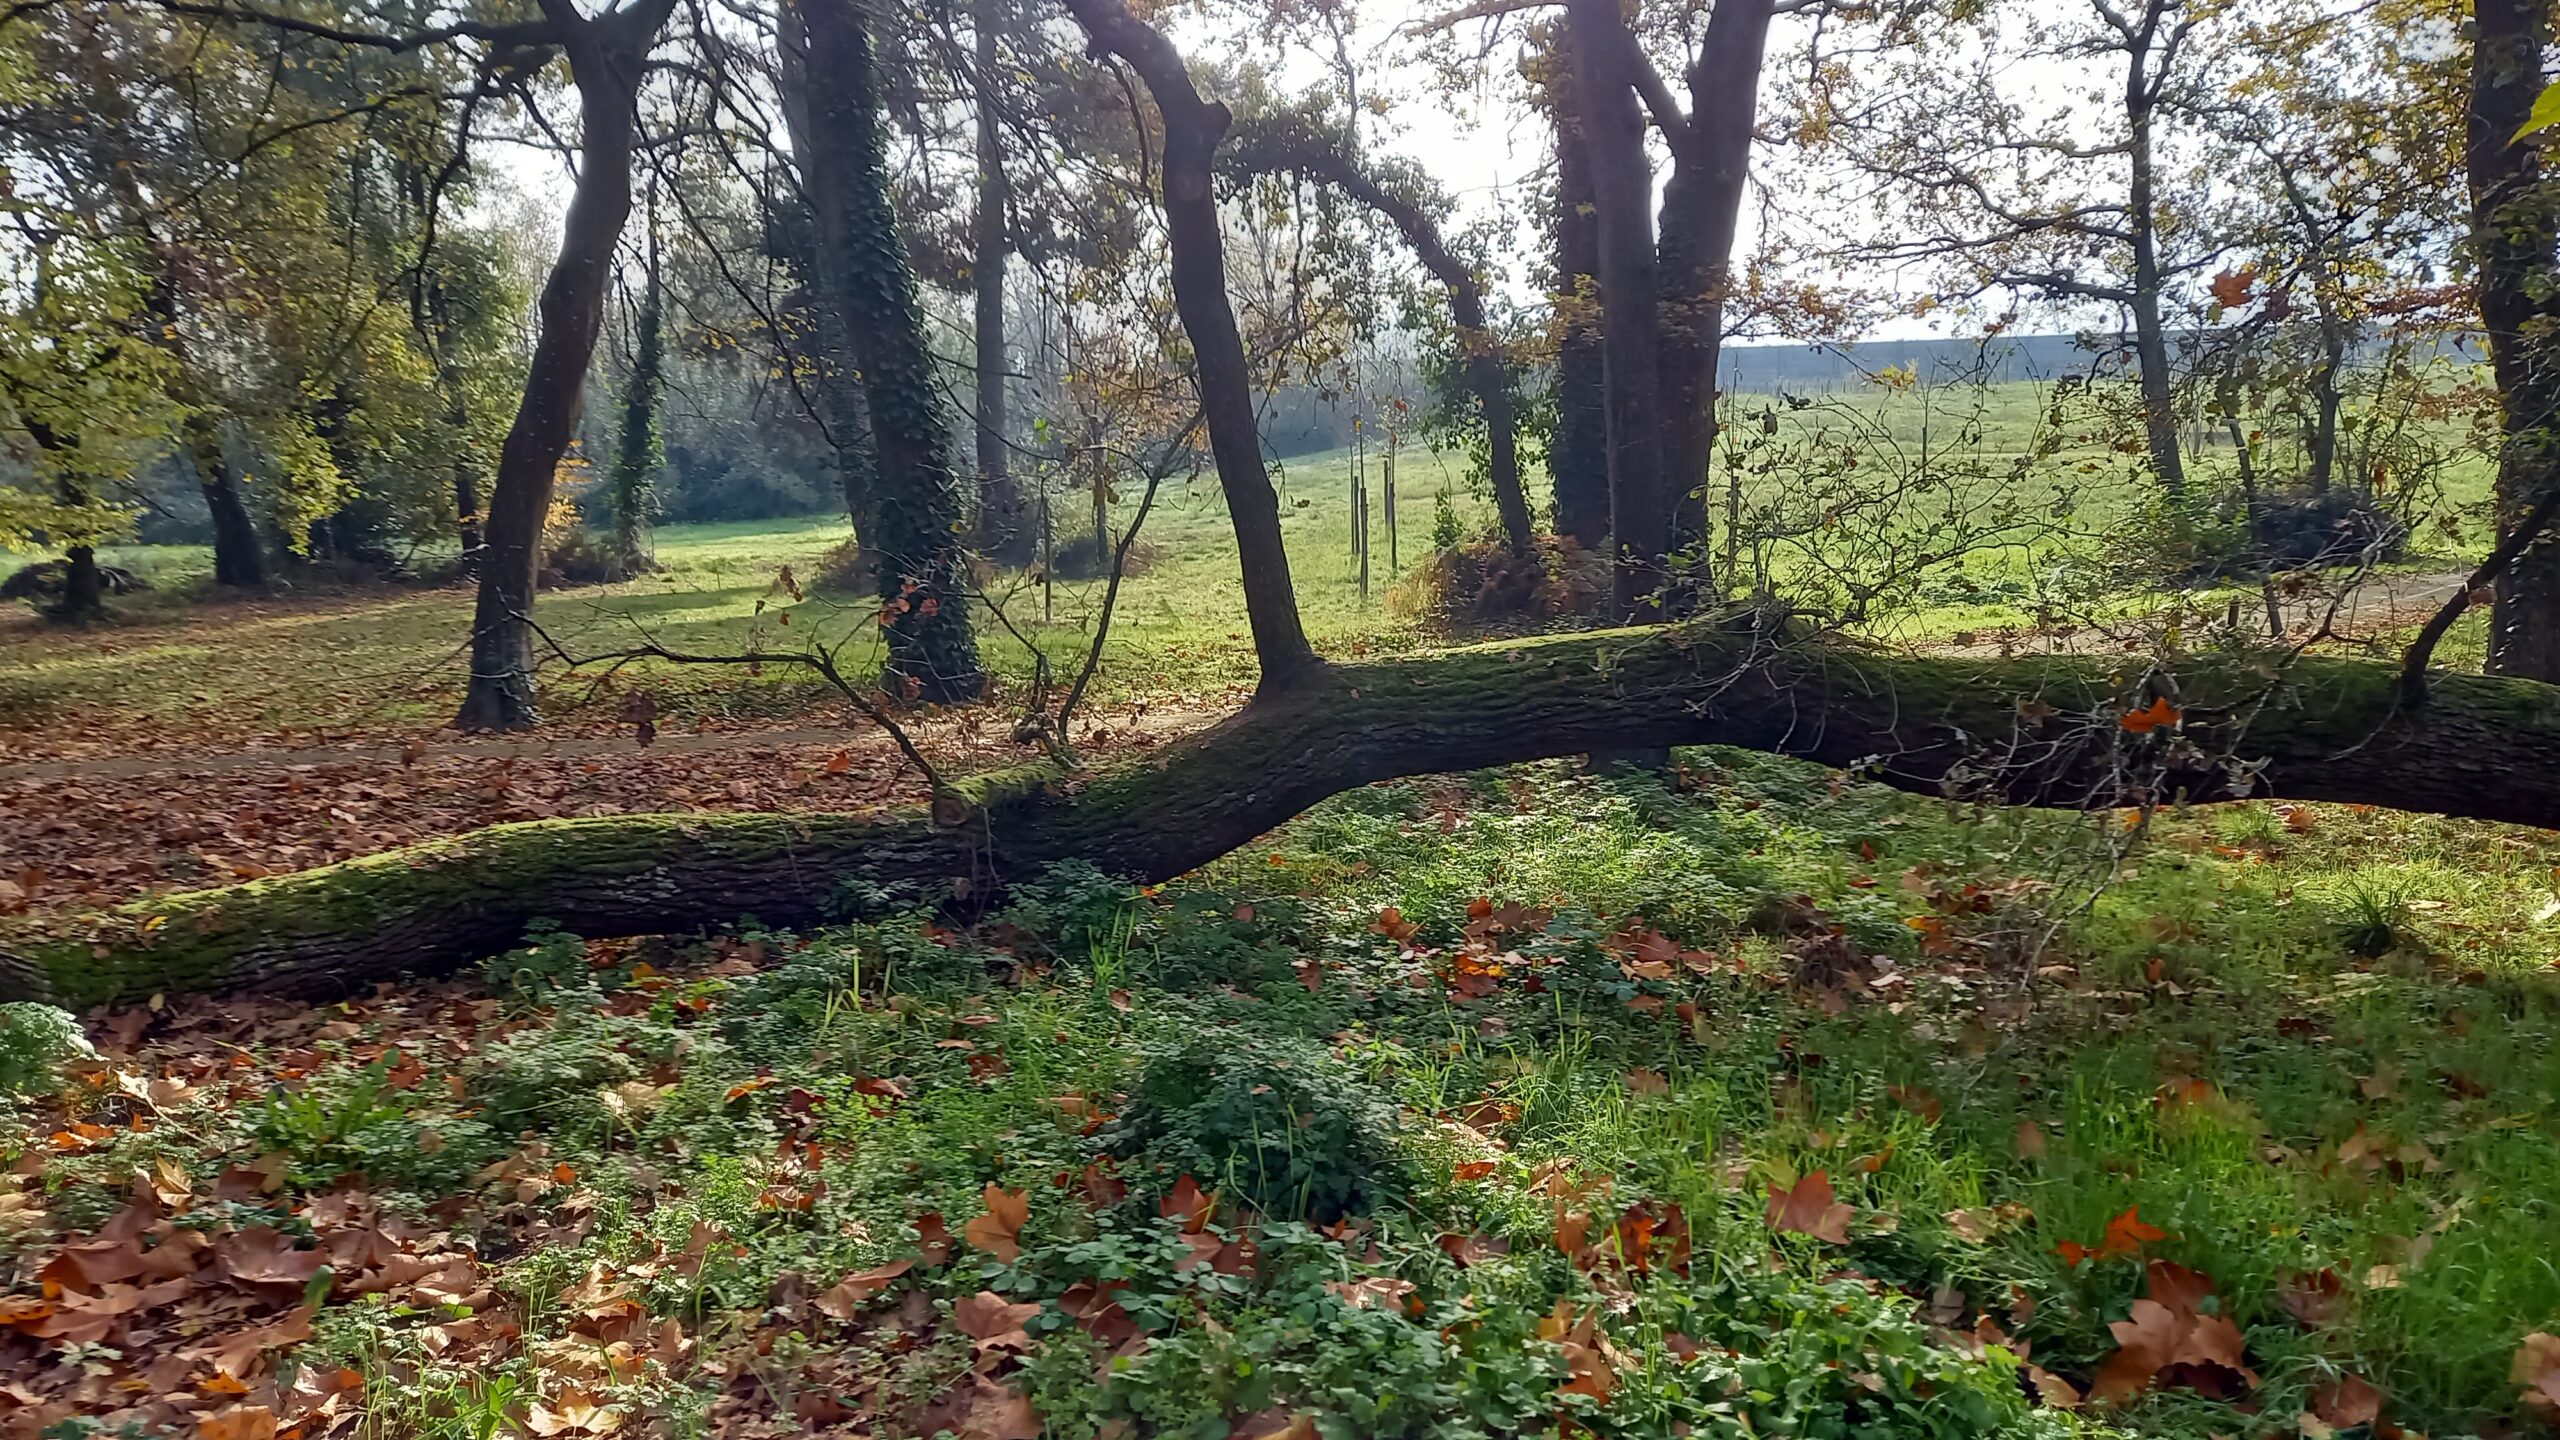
[6,755,2553,1436]
[0,374,2497,742]
[0,444,1498,741]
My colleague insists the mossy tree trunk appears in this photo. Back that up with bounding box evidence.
[795,0,986,703]
[607,221,666,582]
[12,633,2560,1008]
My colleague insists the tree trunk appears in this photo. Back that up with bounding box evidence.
[189,417,267,589]
[1543,28,1610,554]
[2471,0,2560,682]
[57,544,104,623]
[1059,0,1318,691]
[607,228,665,581]
[453,415,486,575]
[2123,22,2186,499]
[1222,123,1533,554]
[454,0,676,732]
[1563,0,1668,621]
[795,0,986,704]
[18,421,107,623]
[12,632,2560,1008]
[1655,0,1772,576]
[2306,309,2346,496]
[972,0,1031,566]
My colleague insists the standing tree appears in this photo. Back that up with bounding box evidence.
[1225,109,1535,555]
[604,207,666,580]
[1808,0,2229,499]
[457,0,682,731]
[2466,0,2560,682]
[969,0,1032,564]
[789,0,986,702]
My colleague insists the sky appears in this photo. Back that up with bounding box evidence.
[482,0,2080,348]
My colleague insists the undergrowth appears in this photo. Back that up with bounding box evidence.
[3,751,2556,1438]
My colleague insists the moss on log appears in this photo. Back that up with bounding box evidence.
[9,625,2559,1008]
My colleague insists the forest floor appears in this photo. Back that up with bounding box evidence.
[3,753,2556,1439]
[5,482,2555,1440]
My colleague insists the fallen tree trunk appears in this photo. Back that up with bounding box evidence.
[7,629,2557,1008]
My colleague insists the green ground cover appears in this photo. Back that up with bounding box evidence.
[8,753,2554,1436]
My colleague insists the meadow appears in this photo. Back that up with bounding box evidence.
[0,373,2499,747]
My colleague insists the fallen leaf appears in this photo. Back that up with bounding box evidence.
[952,1291,1042,1351]
[2514,1332,2560,1414]
[197,1406,278,1440]
[1765,1172,1853,1244]
[814,1259,913,1320]
[526,1388,624,1437]
[2311,1373,2384,1429]
[2120,696,2181,735]
[965,1185,1030,1263]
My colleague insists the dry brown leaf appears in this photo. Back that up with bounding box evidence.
[964,1184,1030,1263]
[1765,1172,1852,1244]
[953,1291,1043,1351]
[814,1258,913,1321]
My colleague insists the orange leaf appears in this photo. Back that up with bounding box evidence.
[197,1406,278,1440]
[964,1185,1030,1263]
[2311,1373,2384,1429]
[2102,1206,2167,1258]
[1158,1175,1214,1232]
[2119,697,2181,734]
[1765,1172,1853,1244]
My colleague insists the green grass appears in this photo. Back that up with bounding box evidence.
[0,445,1497,736]
[8,754,2554,1436]
[0,372,2497,736]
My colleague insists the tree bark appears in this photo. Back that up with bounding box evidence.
[1563,0,1668,620]
[1059,0,1318,691]
[606,226,665,581]
[188,416,268,589]
[1540,25,1610,553]
[455,0,676,731]
[2471,0,2560,683]
[11,631,2559,1008]
[774,2,882,582]
[794,0,986,703]
[972,0,1031,566]
[1223,122,1533,554]
[1655,0,1771,572]
[2122,2,2186,499]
